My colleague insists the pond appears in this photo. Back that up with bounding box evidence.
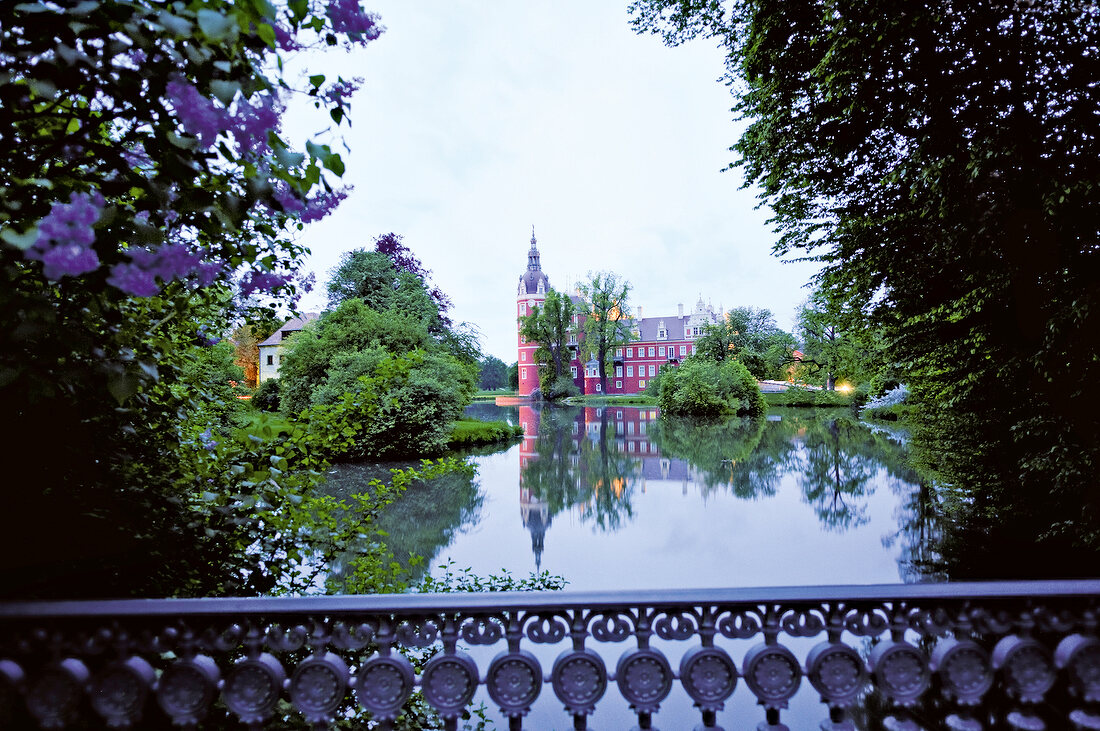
[327,403,940,592]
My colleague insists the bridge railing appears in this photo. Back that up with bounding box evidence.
[1,581,1099,730]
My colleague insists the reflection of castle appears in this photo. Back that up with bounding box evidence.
[517,405,698,570]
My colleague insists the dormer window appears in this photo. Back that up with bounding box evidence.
[536,280,545,294]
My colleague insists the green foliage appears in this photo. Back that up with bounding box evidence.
[251,377,281,411]
[543,373,581,401]
[418,560,568,593]
[507,361,519,390]
[630,0,1100,556]
[653,357,765,417]
[447,418,524,448]
[578,271,633,394]
[695,306,796,380]
[476,354,508,390]
[327,248,443,331]
[519,288,577,396]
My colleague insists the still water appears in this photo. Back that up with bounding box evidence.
[326,403,936,729]
[330,403,936,589]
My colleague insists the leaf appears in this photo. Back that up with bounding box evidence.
[157,11,192,36]
[198,9,238,42]
[1,226,39,250]
[256,22,276,48]
[210,80,240,105]
[107,371,140,405]
[309,74,326,88]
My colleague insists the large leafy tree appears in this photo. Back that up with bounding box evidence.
[519,288,577,397]
[477,354,508,390]
[0,0,381,597]
[578,271,633,394]
[630,1,1100,559]
[695,306,796,380]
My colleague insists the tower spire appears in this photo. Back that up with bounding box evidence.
[527,226,541,271]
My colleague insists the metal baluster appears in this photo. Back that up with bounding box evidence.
[552,609,608,731]
[616,607,673,731]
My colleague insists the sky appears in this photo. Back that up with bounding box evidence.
[284,1,822,363]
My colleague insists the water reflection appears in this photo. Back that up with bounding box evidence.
[514,405,940,583]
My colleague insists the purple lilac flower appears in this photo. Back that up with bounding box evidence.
[300,187,350,223]
[26,191,105,280]
[274,24,300,51]
[121,142,153,170]
[165,79,227,149]
[232,93,282,154]
[196,325,221,347]
[323,78,362,106]
[199,428,218,451]
[272,183,305,215]
[240,270,291,297]
[107,261,159,296]
[194,259,224,287]
[327,0,382,42]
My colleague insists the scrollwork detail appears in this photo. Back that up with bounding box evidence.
[396,618,439,648]
[780,607,825,638]
[715,608,761,639]
[589,612,633,643]
[654,610,697,641]
[460,616,504,646]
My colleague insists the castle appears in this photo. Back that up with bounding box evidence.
[516,231,722,397]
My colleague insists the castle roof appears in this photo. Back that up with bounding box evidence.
[518,227,551,296]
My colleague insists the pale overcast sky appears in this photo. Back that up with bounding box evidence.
[285,1,821,362]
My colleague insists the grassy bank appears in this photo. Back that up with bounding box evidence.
[473,389,516,401]
[562,394,658,406]
[447,417,523,448]
[764,388,855,408]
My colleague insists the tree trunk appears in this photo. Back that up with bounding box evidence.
[826,372,835,391]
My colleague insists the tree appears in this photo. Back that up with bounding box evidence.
[0,0,380,597]
[578,271,633,394]
[477,355,508,391]
[630,1,1100,553]
[519,288,577,398]
[653,356,765,418]
[695,306,797,379]
[508,361,520,391]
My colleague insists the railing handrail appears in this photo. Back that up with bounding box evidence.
[3,578,1099,618]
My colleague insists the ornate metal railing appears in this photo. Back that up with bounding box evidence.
[1,581,1099,730]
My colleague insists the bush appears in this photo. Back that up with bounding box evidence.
[765,386,854,407]
[654,357,765,417]
[448,418,524,448]
[252,378,281,412]
[861,384,910,421]
[541,374,580,401]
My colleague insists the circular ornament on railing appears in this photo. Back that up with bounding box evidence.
[421,652,479,719]
[461,616,504,646]
[487,650,542,717]
[742,642,802,709]
[679,645,737,711]
[930,638,993,706]
[0,659,24,724]
[993,635,1056,704]
[289,652,349,724]
[716,609,761,639]
[551,648,607,716]
[156,655,220,725]
[525,613,567,644]
[806,641,865,706]
[395,619,439,648]
[354,654,415,721]
[89,655,155,727]
[222,653,286,724]
[844,608,889,638]
[616,648,673,714]
[869,639,929,706]
[26,658,89,728]
[654,611,697,641]
[1055,634,1100,703]
[781,608,825,638]
[589,612,633,643]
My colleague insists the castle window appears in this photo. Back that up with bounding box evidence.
[679,345,687,357]
[520,303,526,315]
[521,352,526,361]
[627,348,633,358]
[571,366,577,378]
[649,365,656,377]
[615,348,622,357]
[615,366,622,377]
[266,354,273,365]
[627,366,634,377]
[616,380,621,389]
[648,347,655,357]
[659,346,665,357]
[639,380,646,389]
[596,383,602,392]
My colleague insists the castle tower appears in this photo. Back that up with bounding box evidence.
[516,227,550,397]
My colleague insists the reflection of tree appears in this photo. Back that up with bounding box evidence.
[321,460,484,585]
[521,407,638,532]
[649,415,786,497]
[797,416,880,531]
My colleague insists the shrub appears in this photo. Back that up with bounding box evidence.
[252,378,281,412]
[542,374,580,401]
[861,384,910,421]
[654,357,765,417]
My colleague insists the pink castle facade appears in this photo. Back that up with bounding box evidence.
[516,232,722,397]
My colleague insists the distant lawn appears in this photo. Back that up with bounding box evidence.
[447,417,523,448]
[764,388,854,408]
[473,389,516,400]
[563,394,658,406]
